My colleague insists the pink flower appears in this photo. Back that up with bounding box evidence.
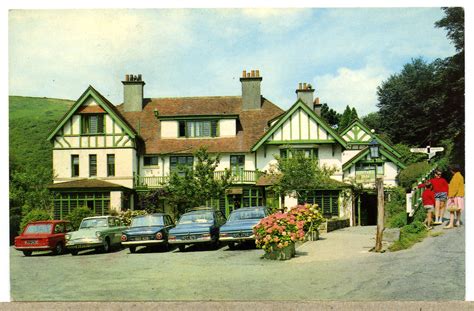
[277,243,284,249]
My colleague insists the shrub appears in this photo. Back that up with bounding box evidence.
[388,212,407,228]
[20,209,52,232]
[117,210,148,226]
[398,162,431,190]
[254,212,306,253]
[287,204,324,233]
[65,206,94,230]
[385,187,408,228]
[389,220,427,252]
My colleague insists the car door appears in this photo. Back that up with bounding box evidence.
[52,223,65,247]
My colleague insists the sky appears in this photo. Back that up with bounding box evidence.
[8,8,456,116]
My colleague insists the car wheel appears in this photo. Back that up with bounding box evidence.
[129,246,136,253]
[22,250,32,257]
[163,242,170,252]
[228,242,236,250]
[70,250,78,256]
[212,239,220,250]
[178,245,186,252]
[53,243,64,255]
[102,238,111,253]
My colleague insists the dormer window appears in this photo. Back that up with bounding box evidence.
[178,120,218,138]
[82,115,104,135]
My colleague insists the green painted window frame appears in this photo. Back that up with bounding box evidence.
[89,154,97,177]
[170,155,194,175]
[230,155,245,175]
[298,190,339,218]
[178,120,218,138]
[144,155,159,167]
[81,114,105,135]
[52,192,111,220]
[107,154,115,177]
[279,148,318,159]
[71,155,79,177]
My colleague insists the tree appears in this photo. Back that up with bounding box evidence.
[268,149,338,202]
[338,105,359,132]
[435,7,464,52]
[376,8,464,168]
[320,103,341,128]
[361,112,382,134]
[165,147,232,215]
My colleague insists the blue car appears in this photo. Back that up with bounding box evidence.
[168,208,227,252]
[219,206,269,249]
[121,213,175,253]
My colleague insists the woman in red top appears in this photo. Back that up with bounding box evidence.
[422,182,436,229]
[418,169,449,224]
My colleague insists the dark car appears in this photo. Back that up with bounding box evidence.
[14,220,74,256]
[219,206,269,249]
[121,213,175,253]
[168,208,226,252]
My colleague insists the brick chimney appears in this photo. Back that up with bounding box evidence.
[240,69,262,110]
[122,74,145,112]
[296,82,314,108]
[313,97,322,116]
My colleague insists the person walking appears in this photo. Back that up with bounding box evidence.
[445,164,465,229]
[421,182,435,229]
[418,169,449,224]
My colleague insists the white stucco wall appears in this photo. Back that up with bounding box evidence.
[52,148,135,188]
[161,121,178,138]
[341,150,361,163]
[318,145,343,181]
[219,119,236,137]
[110,191,122,212]
[255,145,280,172]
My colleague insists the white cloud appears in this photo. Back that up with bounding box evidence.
[313,65,391,116]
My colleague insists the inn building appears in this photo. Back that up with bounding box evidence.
[47,70,405,226]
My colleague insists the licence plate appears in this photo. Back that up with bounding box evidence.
[26,240,38,245]
[182,235,195,240]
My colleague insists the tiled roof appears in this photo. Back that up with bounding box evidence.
[116,96,284,154]
[48,179,130,190]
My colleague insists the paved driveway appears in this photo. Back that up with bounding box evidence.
[10,224,464,301]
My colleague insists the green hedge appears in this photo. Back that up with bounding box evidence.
[65,207,95,230]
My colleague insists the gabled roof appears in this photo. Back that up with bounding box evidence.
[251,99,348,152]
[116,96,284,154]
[47,85,137,141]
[342,146,406,171]
[339,118,402,157]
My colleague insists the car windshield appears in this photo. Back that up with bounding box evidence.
[80,218,108,229]
[131,215,164,227]
[229,209,266,221]
[24,224,52,234]
[178,212,213,224]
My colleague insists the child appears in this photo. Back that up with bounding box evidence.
[422,182,435,229]
[418,169,449,224]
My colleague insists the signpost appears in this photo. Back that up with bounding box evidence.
[410,145,444,161]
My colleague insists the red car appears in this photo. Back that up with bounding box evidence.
[14,220,73,256]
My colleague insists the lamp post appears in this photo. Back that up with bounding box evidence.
[369,138,384,252]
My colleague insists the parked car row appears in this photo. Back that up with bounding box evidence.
[13,206,270,256]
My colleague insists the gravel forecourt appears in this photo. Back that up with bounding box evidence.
[10,225,464,301]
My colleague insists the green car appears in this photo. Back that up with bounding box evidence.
[65,216,127,255]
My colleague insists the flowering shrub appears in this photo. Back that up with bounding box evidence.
[253,212,306,252]
[117,210,148,226]
[288,204,324,233]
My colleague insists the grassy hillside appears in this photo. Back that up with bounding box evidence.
[9,96,74,171]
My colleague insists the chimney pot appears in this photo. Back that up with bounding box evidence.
[125,74,129,82]
[247,73,251,78]
[138,74,142,81]
[242,70,247,78]
[251,70,255,77]
[256,70,260,77]
[303,83,307,89]
[299,83,302,90]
